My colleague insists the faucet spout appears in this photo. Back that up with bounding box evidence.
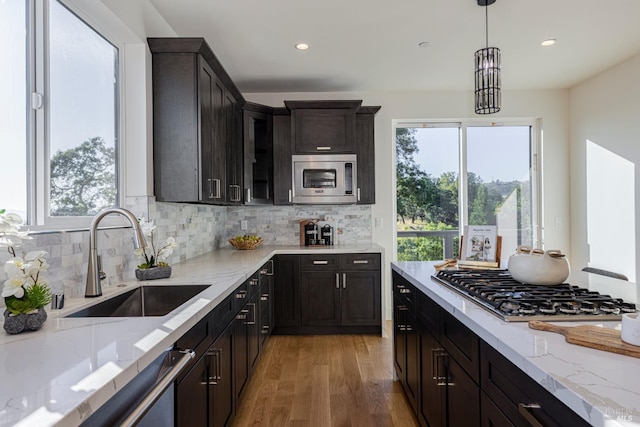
[85,207,147,297]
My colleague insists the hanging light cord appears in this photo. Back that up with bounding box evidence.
[485,1,489,49]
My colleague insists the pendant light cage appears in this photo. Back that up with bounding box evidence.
[474,0,501,114]
[474,47,501,114]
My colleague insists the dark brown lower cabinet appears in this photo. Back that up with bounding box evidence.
[175,353,208,426]
[175,322,234,427]
[273,254,301,328]
[175,260,275,427]
[392,269,591,427]
[210,324,234,427]
[393,277,419,413]
[480,341,590,427]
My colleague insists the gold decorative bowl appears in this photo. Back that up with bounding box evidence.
[229,236,264,250]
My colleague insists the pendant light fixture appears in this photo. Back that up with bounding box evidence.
[474,0,501,114]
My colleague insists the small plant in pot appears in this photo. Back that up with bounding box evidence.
[134,218,177,280]
[1,210,52,334]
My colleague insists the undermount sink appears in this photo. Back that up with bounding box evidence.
[66,284,211,318]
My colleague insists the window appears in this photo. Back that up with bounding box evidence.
[0,0,120,227]
[395,121,540,266]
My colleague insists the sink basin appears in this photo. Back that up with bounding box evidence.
[66,284,211,317]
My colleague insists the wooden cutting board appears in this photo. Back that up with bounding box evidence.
[528,320,640,358]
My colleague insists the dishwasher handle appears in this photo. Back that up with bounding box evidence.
[120,349,195,427]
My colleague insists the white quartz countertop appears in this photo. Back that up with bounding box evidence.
[392,261,640,427]
[0,244,383,427]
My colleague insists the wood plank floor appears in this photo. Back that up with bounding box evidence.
[232,325,418,427]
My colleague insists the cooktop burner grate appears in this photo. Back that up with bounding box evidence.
[432,269,637,322]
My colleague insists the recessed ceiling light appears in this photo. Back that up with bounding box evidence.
[541,39,557,47]
[295,43,309,50]
[418,41,430,48]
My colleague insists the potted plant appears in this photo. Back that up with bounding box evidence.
[134,218,177,280]
[1,210,51,334]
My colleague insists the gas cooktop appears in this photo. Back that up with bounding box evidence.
[432,269,638,322]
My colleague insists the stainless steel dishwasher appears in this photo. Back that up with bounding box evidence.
[80,347,194,427]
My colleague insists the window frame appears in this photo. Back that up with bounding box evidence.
[25,0,126,231]
[393,118,542,252]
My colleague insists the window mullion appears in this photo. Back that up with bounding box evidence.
[32,0,48,226]
[459,125,468,232]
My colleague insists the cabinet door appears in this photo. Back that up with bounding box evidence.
[202,62,226,202]
[225,91,242,204]
[272,114,293,205]
[340,271,380,326]
[273,255,301,327]
[444,355,480,427]
[175,353,208,426]
[291,108,355,153]
[300,272,341,326]
[210,324,234,427]
[247,293,261,373]
[355,112,375,204]
[243,108,273,204]
[393,294,407,380]
[234,304,249,401]
[419,328,443,427]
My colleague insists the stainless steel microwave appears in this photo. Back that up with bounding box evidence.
[291,154,357,204]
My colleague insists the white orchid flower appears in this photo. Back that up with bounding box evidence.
[4,257,25,276]
[137,217,156,237]
[157,237,177,260]
[25,250,47,262]
[2,276,26,298]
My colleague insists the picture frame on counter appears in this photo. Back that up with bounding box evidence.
[459,225,501,269]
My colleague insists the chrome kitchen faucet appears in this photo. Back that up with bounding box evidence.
[85,207,147,297]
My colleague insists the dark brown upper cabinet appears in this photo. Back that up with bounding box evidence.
[284,100,362,154]
[148,38,244,204]
[243,102,274,205]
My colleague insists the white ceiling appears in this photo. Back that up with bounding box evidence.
[148,0,640,93]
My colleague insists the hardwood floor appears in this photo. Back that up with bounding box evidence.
[232,325,418,427]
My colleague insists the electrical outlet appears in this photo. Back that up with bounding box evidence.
[375,217,382,228]
[241,220,248,230]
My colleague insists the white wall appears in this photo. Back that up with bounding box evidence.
[569,53,640,282]
[246,90,571,317]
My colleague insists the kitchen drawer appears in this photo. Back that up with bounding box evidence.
[211,293,234,339]
[246,270,261,297]
[299,254,340,271]
[233,281,249,314]
[417,290,440,336]
[440,310,479,383]
[392,273,416,313]
[340,253,381,270]
[481,341,590,427]
[174,314,213,377]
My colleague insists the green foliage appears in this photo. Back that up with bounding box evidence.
[395,128,526,261]
[4,283,52,315]
[50,136,116,216]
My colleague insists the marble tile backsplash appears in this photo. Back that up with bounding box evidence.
[226,204,372,245]
[1,201,372,309]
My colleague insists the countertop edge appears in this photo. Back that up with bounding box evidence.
[390,261,638,427]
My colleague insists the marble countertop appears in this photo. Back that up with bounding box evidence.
[0,244,383,427]
[392,261,640,427]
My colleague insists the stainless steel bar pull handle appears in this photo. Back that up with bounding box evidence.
[336,273,340,289]
[342,273,346,289]
[121,350,194,427]
[313,260,328,265]
[288,189,292,203]
[316,146,331,151]
[518,403,545,427]
[353,260,369,264]
[357,187,361,202]
[213,179,221,199]
[246,303,256,325]
[245,188,251,203]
